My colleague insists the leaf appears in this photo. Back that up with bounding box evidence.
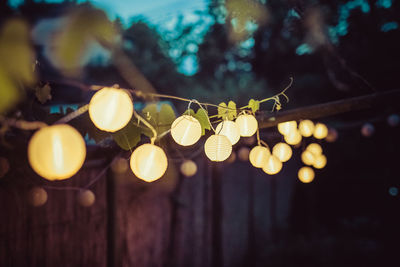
[141,103,176,138]
[248,99,260,113]
[194,108,210,135]
[218,102,228,119]
[218,101,237,120]
[227,101,237,120]
[112,121,142,151]
[35,84,52,104]
[183,109,195,116]
[0,67,19,114]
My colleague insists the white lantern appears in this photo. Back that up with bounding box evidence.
[299,120,314,137]
[249,145,270,168]
[272,142,292,162]
[298,166,315,183]
[284,130,302,145]
[215,120,240,145]
[89,87,134,132]
[28,124,86,181]
[306,143,322,155]
[313,123,328,139]
[180,160,197,177]
[313,154,327,169]
[277,121,297,136]
[301,150,315,166]
[204,134,232,162]
[262,155,282,175]
[171,115,202,146]
[130,144,168,182]
[235,114,258,137]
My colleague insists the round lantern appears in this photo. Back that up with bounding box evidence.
[277,121,297,136]
[249,145,270,168]
[298,120,314,137]
[238,147,250,161]
[313,154,327,169]
[313,123,328,139]
[171,115,202,146]
[29,187,48,207]
[306,143,322,155]
[89,87,133,132]
[272,142,292,162]
[28,124,86,181]
[301,150,315,166]
[215,120,240,145]
[180,160,197,177]
[130,144,168,182]
[235,114,258,137]
[77,189,95,207]
[262,155,282,175]
[284,130,302,145]
[204,134,232,162]
[298,167,315,183]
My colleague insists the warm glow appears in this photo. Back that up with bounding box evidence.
[204,134,232,161]
[277,121,297,136]
[28,124,86,180]
[298,167,315,183]
[284,130,302,145]
[313,154,327,169]
[238,147,250,161]
[272,142,292,162]
[249,145,270,168]
[215,120,240,145]
[313,123,328,139]
[130,144,168,182]
[180,160,197,177]
[89,87,134,132]
[262,155,282,175]
[306,143,322,155]
[301,150,315,166]
[299,120,314,137]
[77,190,96,207]
[171,115,202,146]
[235,114,258,137]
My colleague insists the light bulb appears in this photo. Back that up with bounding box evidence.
[249,145,270,168]
[277,121,297,136]
[262,155,282,175]
[89,87,133,132]
[313,154,327,169]
[180,160,197,177]
[204,134,232,161]
[28,187,48,207]
[215,120,240,145]
[28,124,86,180]
[301,150,315,166]
[306,143,322,155]
[272,142,292,162]
[77,190,95,207]
[130,144,168,182]
[298,166,315,183]
[313,123,328,139]
[284,130,302,145]
[235,114,258,137]
[171,115,202,146]
[299,120,314,137]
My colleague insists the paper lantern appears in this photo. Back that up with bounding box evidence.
[326,128,338,143]
[306,143,322,155]
[204,134,232,161]
[272,142,292,162]
[313,123,328,139]
[130,144,168,182]
[235,114,258,137]
[89,87,133,132]
[301,150,315,166]
[277,121,297,136]
[299,120,314,137]
[180,160,197,177]
[77,190,95,207]
[298,167,315,183]
[171,115,202,146]
[361,123,374,137]
[215,120,240,145]
[313,154,327,169]
[29,187,48,207]
[28,124,86,181]
[249,145,270,168]
[262,155,282,175]
[284,130,302,145]
[238,147,250,161]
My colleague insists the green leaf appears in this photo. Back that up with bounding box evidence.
[218,102,228,119]
[141,103,176,138]
[218,101,237,120]
[194,108,210,135]
[183,108,195,116]
[227,101,237,120]
[248,99,260,113]
[35,84,52,104]
[112,121,142,151]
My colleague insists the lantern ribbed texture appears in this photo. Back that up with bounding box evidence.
[272,142,292,162]
[130,144,168,182]
[235,114,258,137]
[262,155,282,175]
[171,115,202,146]
[204,134,232,161]
[215,120,240,145]
[299,120,314,137]
[249,146,270,168]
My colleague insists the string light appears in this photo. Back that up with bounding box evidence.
[238,147,250,161]
[306,143,322,155]
[249,145,270,168]
[236,114,258,137]
[204,134,232,161]
[130,144,168,182]
[301,150,315,166]
[278,121,297,136]
[180,160,197,177]
[298,167,315,183]
[298,120,314,137]
[313,154,327,169]
[284,130,302,145]
[272,142,292,162]
[77,189,95,207]
[171,115,202,146]
[29,187,48,207]
[262,155,282,175]
[215,120,240,145]
[326,128,338,143]
[313,123,328,139]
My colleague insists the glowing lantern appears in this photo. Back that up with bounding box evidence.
[130,144,168,182]
[235,114,258,137]
[215,120,240,145]
[272,142,292,162]
[277,121,297,136]
[313,154,327,169]
[262,155,282,175]
[306,143,322,155]
[171,115,202,146]
[249,145,270,168]
[204,134,232,162]
[29,187,48,207]
[77,190,95,207]
[284,130,302,145]
[299,120,314,137]
[89,87,133,132]
[28,124,86,181]
[180,160,197,177]
[313,123,328,139]
[301,150,315,166]
[298,167,315,183]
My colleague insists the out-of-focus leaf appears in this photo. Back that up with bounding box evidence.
[112,121,142,151]
[227,101,237,120]
[0,67,18,114]
[195,108,210,135]
[218,101,237,120]
[183,108,195,116]
[218,102,228,119]
[35,84,52,104]
[141,103,176,137]
[248,99,260,113]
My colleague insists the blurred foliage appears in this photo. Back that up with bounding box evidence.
[183,108,211,135]
[218,101,237,120]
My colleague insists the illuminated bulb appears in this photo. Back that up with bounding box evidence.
[171,115,202,146]
[215,120,240,145]
[284,130,302,145]
[235,114,258,137]
[298,167,315,183]
[262,155,282,175]
[29,187,48,207]
[272,142,292,162]
[299,120,314,137]
[313,154,327,169]
[313,123,328,139]
[306,143,322,155]
[204,134,232,162]
[130,144,168,182]
[89,87,133,132]
[238,147,250,161]
[180,160,197,177]
[301,150,315,166]
[326,128,338,143]
[28,124,86,181]
[249,145,270,168]
[77,190,95,207]
[277,121,297,136]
